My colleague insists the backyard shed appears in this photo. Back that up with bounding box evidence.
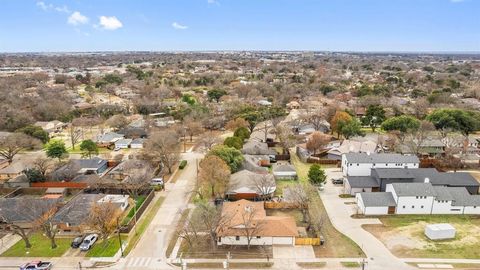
[424,223,456,240]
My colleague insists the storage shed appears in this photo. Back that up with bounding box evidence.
[424,223,456,240]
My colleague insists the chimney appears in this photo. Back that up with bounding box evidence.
[424,177,430,183]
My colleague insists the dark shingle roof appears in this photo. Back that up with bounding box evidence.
[347,176,379,188]
[53,194,105,226]
[390,183,437,197]
[344,153,419,164]
[358,192,396,207]
[373,168,416,179]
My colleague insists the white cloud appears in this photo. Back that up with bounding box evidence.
[99,16,123,30]
[36,1,70,13]
[68,11,89,25]
[207,0,219,4]
[172,22,188,30]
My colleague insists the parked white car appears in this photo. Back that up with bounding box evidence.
[79,234,98,251]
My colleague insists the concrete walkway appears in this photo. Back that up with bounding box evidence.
[321,168,416,270]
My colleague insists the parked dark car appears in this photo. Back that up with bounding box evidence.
[71,235,85,248]
[331,178,344,185]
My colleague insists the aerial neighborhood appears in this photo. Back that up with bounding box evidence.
[0,50,480,270]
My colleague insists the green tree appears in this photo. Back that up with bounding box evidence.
[337,119,365,139]
[207,89,227,102]
[381,115,421,134]
[16,125,49,144]
[362,105,386,132]
[233,127,251,141]
[426,109,480,138]
[80,139,99,158]
[45,140,68,161]
[22,168,46,183]
[223,136,243,150]
[308,164,326,186]
[207,145,244,173]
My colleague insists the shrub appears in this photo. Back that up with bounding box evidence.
[179,160,188,169]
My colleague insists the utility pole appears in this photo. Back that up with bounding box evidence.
[361,258,367,270]
[116,217,124,257]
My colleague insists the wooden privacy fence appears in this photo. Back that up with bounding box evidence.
[295,237,321,246]
[120,189,155,233]
[306,158,340,166]
[31,182,88,188]
[264,201,300,209]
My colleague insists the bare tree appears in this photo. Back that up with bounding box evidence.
[225,118,249,131]
[68,123,82,150]
[304,109,327,131]
[142,130,180,174]
[199,155,231,198]
[306,132,330,155]
[252,174,275,201]
[105,115,130,131]
[51,161,80,181]
[0,215,32,248]
[256,121,271,142]
[404,121,436,155]
[25,200,60,249]
[33,157,54,178]
[185,117,204,142]
[239,206,264,250]
[198,131,221,152]
[87,202,122,243]
[276,125,297,151]
[0,133,40,163]
[195,202,230,251]
[284,184,312,223]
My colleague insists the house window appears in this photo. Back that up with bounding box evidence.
[421,206,424,208]
[235,236,240,241]
[256,236,261,239]
[412,206,415,208]
[403,206,406,209]
[357,164,359,166]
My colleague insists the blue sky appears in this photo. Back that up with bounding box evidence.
[0,0,479,52]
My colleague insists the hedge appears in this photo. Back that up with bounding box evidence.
[179,160,187,169]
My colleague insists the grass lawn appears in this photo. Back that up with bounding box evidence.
[165,208,191,258]
[172,262,273,269]
[364,215,480,259]
[123,196,165,256]
[122,195,147,225]
[341,261,361,268]
[86,235,127,257]
[291,153,365,258]
[297,262,326,268]
[1,233,72,257]
[67,146,110,154]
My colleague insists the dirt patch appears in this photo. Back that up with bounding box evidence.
[363,218,480,258]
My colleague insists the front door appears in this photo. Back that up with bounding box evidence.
[388,206,395,214]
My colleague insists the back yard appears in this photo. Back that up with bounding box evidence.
[363,215,480,259]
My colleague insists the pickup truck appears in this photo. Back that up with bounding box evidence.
[19,261,52,270]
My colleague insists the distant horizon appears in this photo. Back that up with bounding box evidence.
[1,50,480,55]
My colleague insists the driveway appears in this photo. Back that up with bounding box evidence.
[321,168,415,270]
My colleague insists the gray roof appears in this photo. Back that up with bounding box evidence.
[390,183,437,197]
[447,187,480,207]
[432,186,455,201]
[227,170,275,195]
[344,153,419,164]
[0,198,59,223]
[359,192,396,207]
[72,157,107,169]
[347,176,379,188]
[241,140,276,155]
[273,164,296,173]
[53,193,105,226]
[373,168,416,179]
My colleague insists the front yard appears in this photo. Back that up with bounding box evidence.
[363,215,480,259]
[290,153,364,258]
[1,233,72,257]
[86,235,127,257]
